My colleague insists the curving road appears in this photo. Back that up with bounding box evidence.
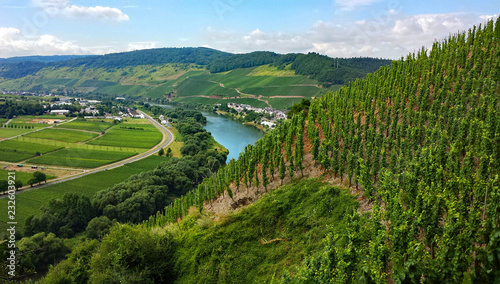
[0,111,173,197]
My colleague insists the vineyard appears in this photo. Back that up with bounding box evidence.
[145,19,500,282]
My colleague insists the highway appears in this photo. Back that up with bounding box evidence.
[0,111,174,197]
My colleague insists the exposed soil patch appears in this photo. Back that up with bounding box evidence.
[1,163,82,178]
[203,153,374,220]
[28,119,66,124]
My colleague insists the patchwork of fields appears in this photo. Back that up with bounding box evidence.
[0,155,166,233]
[0,64,334,109]
[0,117,162,168]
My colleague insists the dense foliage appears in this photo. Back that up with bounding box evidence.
[146,19,500,282]
[207,51,391,84]
[41,179,357,283]
[290,53,391,84]
[0,55,88,63]
[0,61,47,79]
[56,47,231,69]
[207,51,282,73]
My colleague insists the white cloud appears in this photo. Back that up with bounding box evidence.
[32,0,129,22]
[203,12,498,59]
[127,42,156,51]
[0,27,87,57]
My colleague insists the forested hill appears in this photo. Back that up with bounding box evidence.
[140,18,499,282]
[0,55,88,63]
[54,47,232,69]
[0,47,390,85]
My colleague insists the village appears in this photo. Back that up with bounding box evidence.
[224,102,288,129]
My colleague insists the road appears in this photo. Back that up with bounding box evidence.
[0,111,173,197]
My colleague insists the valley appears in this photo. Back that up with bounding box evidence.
[0,14,498,284]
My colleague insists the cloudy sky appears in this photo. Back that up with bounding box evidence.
[0,0,498,59]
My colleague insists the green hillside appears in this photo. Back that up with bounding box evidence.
[40,179,358,283]
[0,48,390,110]
[142,18,500,282]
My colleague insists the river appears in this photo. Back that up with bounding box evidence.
[154,104,264,162]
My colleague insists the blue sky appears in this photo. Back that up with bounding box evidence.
[0,0,498,58]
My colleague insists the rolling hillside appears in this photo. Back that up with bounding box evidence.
[0,48,390,110]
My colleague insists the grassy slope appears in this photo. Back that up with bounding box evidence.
[0,155,166,235]
[170,178,358,283]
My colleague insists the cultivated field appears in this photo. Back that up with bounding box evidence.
[87,120,162,149]
[0,117,162,168]
[26,148,138,168]
[58,118,114,132]
[0,155,166,233]
[0,140,63,162]
[25,128,99,143]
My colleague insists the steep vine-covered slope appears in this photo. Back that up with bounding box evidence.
[146,18,500,282]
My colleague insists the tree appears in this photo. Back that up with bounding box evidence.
[28,178,38,187]
[166,147,173,157]
[158,148,165,156]
[33,171,46,183]
[86,216,113,239]
[18,232,70,272]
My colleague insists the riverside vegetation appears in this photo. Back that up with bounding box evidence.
[1,18,500,283]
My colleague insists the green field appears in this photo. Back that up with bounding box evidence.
[87,121,162,148]
[58,119,114,132]
[0,155,166,234]
[26,148,137,168]
[0,116,66,138]
[0,127,37,138]
[0,169,56,185]
[25,128,99,143]
[0,140,63,162]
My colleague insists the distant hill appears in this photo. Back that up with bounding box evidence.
[0,55,89,63]
[55,47,232,69]
[0,47,391,109]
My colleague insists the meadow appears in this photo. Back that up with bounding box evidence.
[26,148,138,168]
[0,155,166,234]
[25,128,99,143]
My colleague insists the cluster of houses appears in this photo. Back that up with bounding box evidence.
[226,102,287,119]
[159,115,170,127]
[225,102,287,129]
